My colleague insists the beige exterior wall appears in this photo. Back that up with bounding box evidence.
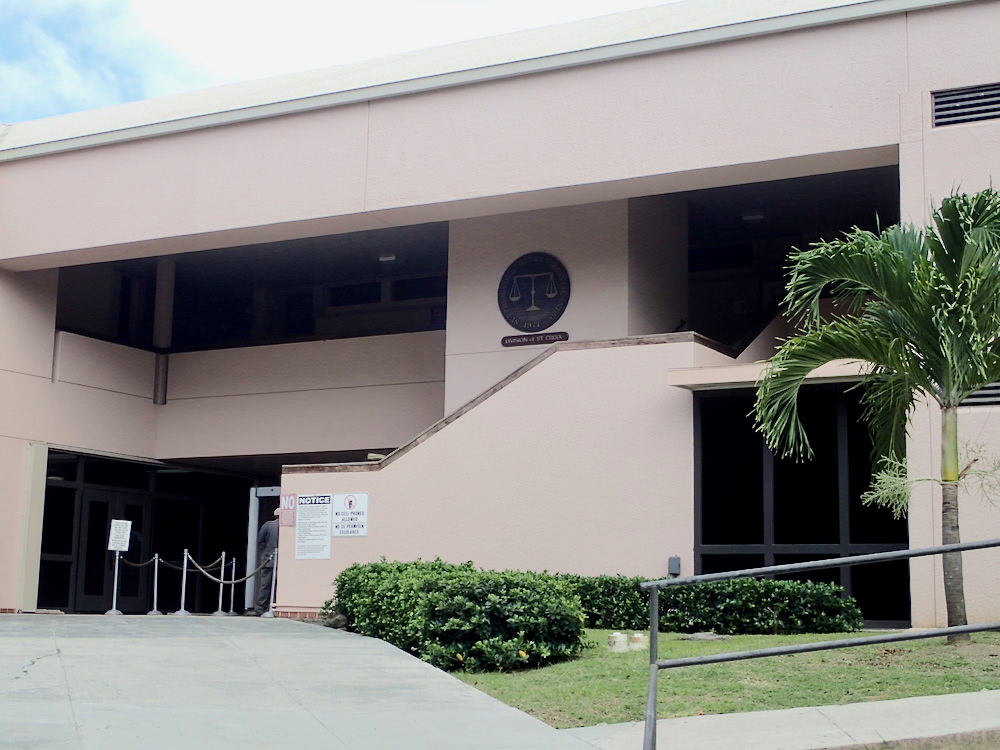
[907,400,1000,628]
[899,1,1000,224]
[2,0,1000,620]
[278,338,702,613]
[158,331,446,458]
[627,195,688,337]
[0,437,31,610]
[0,11,908,272]
[445,202,629,411]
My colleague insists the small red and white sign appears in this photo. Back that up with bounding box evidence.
[278,494,297,527]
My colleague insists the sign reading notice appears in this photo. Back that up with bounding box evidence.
[108,519,132,552]
[295,495,332,559]
[332,493,369,537]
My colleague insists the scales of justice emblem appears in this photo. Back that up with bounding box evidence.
[497,252,571,333]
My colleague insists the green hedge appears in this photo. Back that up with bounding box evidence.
[559,573,862,634]
[325,561,862,672]
[326,559,587,672]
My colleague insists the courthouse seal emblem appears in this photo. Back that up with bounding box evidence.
[497,252,571,332]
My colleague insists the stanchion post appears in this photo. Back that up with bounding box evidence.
[212,551,227,616]
[105,550,123,615]
[227,558,237,615]
[148,553,163,615]
[174,549,191,616]
[261,552,277,618]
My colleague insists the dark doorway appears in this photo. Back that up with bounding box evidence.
[695,385,910,626]
[37,452,254,614]
[75,489,152,613]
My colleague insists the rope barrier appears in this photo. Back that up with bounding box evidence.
[123,554,223,571]
[189,552,274,585]
[108,548,275,615]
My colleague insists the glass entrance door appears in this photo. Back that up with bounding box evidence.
[74,489,153,613]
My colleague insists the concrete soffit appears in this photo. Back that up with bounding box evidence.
[665,358,867,391]
[0,0,975,162]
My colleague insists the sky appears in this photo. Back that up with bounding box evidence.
[0,0,683,124]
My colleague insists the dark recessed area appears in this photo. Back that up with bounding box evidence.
[56,223,449,352]
[686,166,900,348]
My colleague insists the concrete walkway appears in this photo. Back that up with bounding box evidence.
[0,614,594,750]
[566,690,1000,750]
[3,615,999,750]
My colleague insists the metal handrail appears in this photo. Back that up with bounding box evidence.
[640,538,1000,750]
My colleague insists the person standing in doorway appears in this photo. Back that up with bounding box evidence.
[254,508,279,615]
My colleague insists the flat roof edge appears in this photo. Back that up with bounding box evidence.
[0,0,973,163]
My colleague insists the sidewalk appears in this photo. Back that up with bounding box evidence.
[565,690,1000,750]
[0,614,595,750]
[4,614,998,750]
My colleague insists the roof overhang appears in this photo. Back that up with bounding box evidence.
[0,0,975,163]
[667,359,867,390]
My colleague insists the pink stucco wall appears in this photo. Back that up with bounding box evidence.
[158,331,446,458]
[277,338,701,613]
[907,400,1000,628]
[0,11,909,271]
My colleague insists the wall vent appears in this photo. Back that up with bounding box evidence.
[961,383,1000,408]
[933,83,1000,127]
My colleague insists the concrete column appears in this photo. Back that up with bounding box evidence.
[152,257,175,405]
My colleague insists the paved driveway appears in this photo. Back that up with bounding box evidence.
[0,614,595,750]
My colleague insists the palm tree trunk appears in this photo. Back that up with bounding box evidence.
[940,406,969,644]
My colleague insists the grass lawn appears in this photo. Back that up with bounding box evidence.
[455,629,1000,729]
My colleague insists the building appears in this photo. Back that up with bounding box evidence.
[2,0,999,626]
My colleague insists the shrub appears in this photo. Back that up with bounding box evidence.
[558,573,648,630]
[659,578,863,635]
[323,559,587,672]
[558,573,862,635]
[323,561,862,672]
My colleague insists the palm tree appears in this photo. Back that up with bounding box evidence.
[754,189,1000,642]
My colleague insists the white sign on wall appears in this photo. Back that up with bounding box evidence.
[108,519,133,552]
[332,493,369,537]
[295,494,332,559]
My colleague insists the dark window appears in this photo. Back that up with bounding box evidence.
[696,386,910,624]
[284,292,316,337]
[327,282,382,307]
[37,561,73,609]
[392,276,447,301]
[41,486,76,555]
[83,459,153,491]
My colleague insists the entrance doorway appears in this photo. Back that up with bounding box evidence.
[38,452,255,614]
[75,489,152,613]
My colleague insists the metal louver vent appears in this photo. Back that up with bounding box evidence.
[961,383,1000,407]
[933,83,1000,127]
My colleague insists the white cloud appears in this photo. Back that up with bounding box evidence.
[1,0,683,121]
[130,0,674,90]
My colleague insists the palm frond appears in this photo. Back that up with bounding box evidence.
[754,319,904,460]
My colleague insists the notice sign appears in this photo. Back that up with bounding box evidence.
[332,493,369,537]
[108,519,132,552]
[295,495,332,559]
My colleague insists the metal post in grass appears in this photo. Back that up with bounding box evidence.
[643,586,658,750]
